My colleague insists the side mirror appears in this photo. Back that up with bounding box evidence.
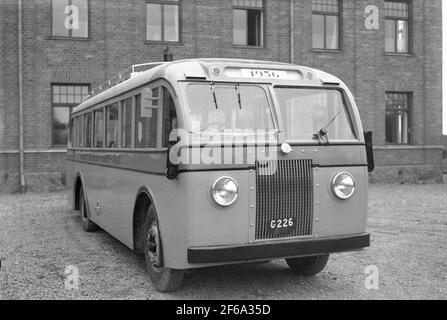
[166,134,179,180]
[364,131,375,173]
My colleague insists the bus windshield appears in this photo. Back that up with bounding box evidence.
[274,87,357,142]
[185,83,275,137]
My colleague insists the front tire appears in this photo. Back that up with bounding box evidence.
[143,205,184,292]
[285,254,329,276]
[79,187,98,232]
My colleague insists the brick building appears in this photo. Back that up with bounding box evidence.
[0,0,443,192]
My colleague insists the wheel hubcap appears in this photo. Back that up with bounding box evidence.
[146,221,161,269]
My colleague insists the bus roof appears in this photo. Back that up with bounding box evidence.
[72,58,344,114]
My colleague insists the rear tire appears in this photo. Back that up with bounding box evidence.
[285,254,329,276]
[143,205,184,292]
[79,187,98,232]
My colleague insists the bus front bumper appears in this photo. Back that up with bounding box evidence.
[187,233,370,264]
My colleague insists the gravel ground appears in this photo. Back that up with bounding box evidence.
[0,184,446,300]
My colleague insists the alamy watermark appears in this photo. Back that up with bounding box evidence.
[64,265,79,290]
[364,265,379,290]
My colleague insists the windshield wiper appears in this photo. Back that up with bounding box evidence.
[210,82,218,109]
[235,83,242,109]
[314,110,341,143]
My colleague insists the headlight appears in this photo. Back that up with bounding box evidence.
[211,177,238,207]
[331,172,355,200]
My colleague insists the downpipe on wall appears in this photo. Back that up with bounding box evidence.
[18,0,26,193]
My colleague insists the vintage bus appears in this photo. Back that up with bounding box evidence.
[67,59,373,292]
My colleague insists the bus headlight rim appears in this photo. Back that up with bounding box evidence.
[210,176,239,207]
[331,172,355,200]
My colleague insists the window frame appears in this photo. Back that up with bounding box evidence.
[385,92,413,145]
[311,0,343,51]
[232,0,266,47]
[51,0,90,39]
[145,0,182,43]
[51,83,90,148]
[384,0,412,54]
[273,85,359,144]
[71,80,180,151]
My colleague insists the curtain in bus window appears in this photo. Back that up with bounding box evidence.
[135,94,158,148]
[162,88,178,147]
[121,98,132,148]
[94,109,104,148]
[106,104,118,148]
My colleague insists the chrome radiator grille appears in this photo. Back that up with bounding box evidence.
[255,159,313,240]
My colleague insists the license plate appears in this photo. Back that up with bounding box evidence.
[241,69,288,79]
[267,217,297,237]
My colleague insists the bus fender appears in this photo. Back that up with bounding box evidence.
[73,172,92,218]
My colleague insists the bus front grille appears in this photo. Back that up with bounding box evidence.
[255,159,313,240]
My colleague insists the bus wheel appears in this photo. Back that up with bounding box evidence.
[79,187,98,232]
[285,254,329,276]
[143,206,184,292]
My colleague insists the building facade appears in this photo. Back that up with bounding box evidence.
[0,0,443,192]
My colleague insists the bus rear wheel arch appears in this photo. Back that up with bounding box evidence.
[75,179,98,232]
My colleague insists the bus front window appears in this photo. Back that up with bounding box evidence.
[274,88,357,142]
[185,83,275,137]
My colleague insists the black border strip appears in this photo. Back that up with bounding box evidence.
[188,234,370,264]
[312,164,368,168]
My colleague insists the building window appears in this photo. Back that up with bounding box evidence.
[146,0,180,42]
[52,84,89,147]
[52,0,89,38]
[233,0,264,47]
[385,93,411,144]
[312,0,340,50]
[385,1,410,53]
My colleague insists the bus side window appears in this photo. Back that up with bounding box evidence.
[121,98,132,148]
[135,93,158,148]
[68,118,74,148]
[94,108,104,148]
[84,112,92,148]
[162,87,178,147]
[76,116,83,148]
[106,103,118,148]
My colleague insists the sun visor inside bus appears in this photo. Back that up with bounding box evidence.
[183,62,207,80]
